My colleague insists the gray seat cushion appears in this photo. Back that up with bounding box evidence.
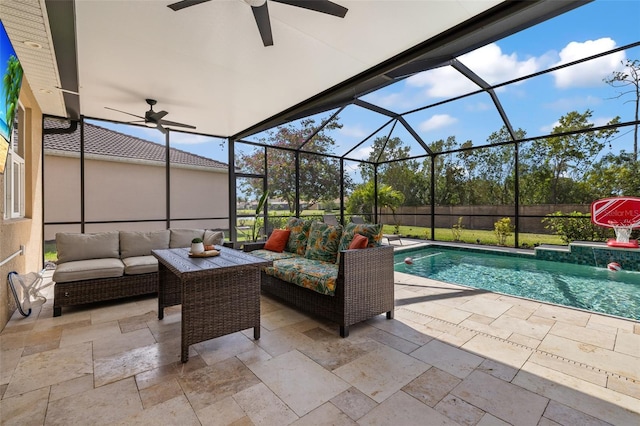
[56,231,120,264]
[170,229,205,248]
[122,255,158,275]
[120,230,170,258]
[53,258,125,283]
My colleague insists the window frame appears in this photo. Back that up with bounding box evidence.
[4,102,25,219]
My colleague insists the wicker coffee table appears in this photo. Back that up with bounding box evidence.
[152,246,271,362]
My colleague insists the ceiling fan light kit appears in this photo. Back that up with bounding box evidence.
[167,0,348,46]
[244,0,267,7]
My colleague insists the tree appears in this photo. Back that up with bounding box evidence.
[604,59,640,161]
[584,151,640,197]
[3,55,23,129]
[239,118,350,213]
[427,136,470,206]
[466,127,526,205]
[358,136,429,206]
[346,180,404,221]
[527,110,619,204]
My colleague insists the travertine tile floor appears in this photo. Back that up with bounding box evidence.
[1,269,639,425]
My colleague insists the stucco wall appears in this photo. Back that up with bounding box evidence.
[0,78,44,330]
[44,155,229,240]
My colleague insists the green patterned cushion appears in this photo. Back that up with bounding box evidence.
[285,217,312,255]
[336,222,383,264]
[263,257,338,296]
[304,221,343,263]
[248,249,300,262]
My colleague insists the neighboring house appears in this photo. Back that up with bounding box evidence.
[43,119,229,240]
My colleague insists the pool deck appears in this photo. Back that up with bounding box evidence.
[1,266,639,424]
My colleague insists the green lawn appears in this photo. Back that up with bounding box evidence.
[381,225,564,247]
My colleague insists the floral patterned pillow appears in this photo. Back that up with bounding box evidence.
[304,221,343,263]
[336,222,383,263]
[285,217,313,255]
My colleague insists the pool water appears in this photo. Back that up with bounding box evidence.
[395,247,640,321]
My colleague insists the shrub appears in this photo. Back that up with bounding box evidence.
[494,217,514,246]
[451,216,464,242]
[542,211,609,244]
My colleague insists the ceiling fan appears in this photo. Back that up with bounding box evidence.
[167,0,348,47]
[105,99,196,134]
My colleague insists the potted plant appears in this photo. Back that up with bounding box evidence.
[191,237,205,254]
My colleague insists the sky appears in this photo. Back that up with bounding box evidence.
[91,0,640,169]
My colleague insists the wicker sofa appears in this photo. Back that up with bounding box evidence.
[244,218,395,337]
[52,228,224,316]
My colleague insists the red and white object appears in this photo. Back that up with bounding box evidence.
[591,197,640,248]
[607,262,622,271]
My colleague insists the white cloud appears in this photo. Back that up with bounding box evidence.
[339,124,368,138]
[545,95,602,111]
[406,43,543,99]
[540,120,560,134]
[593,116,615,127]
[419,114,457,132]
[465,102,492,112]
[350,145,373,160]
[459,43,542,85]
[170,133,221,145]
[551,38,626,88]
[364,91,419,111]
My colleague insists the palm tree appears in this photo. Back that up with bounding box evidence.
[3,55,23,128]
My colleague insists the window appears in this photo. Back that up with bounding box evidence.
[4,103,25,219]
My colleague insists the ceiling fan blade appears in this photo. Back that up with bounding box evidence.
[104,106,145,120]
[251,3,273,47]
[271,0,347,18]
[158,119,196,130]
[156,122,168,134]
[148,110,169,122]
[167,0,212,12]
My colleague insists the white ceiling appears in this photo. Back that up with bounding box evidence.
[1,0,587,139]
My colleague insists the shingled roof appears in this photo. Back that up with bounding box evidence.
[43,118,227,170]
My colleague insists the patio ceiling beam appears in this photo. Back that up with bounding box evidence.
[353,99,399,119]
[375,120,399,164]
[352,100,432,156]
[450,58,517,140]
[384,59,452,80]
[398,116,432,156]
[298,105,346,151]
[341,117,394,160]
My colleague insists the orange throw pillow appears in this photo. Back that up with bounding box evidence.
[264,229,291,253]
[348,233,369,250]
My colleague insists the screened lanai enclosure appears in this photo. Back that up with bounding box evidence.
[39,0,640,250]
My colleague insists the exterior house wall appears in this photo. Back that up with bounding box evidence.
[0,78,44,330]
[44,154,229,240]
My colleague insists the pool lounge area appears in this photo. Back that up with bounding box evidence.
[0,266,639,425]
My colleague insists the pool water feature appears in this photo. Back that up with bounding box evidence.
[395,246,640,321]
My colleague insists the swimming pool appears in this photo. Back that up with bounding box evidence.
[395,246,640,321]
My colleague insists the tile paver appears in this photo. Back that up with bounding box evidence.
[0,269,638,425]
